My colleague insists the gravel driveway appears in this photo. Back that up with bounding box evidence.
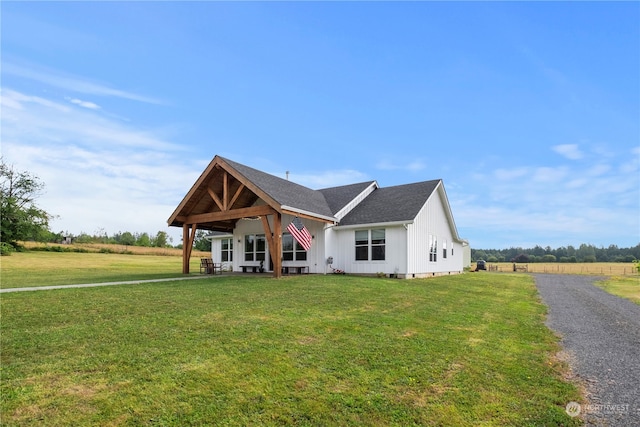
[534,274,640,426]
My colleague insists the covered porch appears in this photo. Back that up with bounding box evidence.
[167,156,334,278]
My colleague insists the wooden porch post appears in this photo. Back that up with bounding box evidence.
[273,212,282,278]
[182,224,189,274]
[261,213,282,278]
[182,223,197,274]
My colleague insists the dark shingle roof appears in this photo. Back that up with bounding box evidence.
[221,157,335,218]
[318,181,376,215]
[339,180,441,226]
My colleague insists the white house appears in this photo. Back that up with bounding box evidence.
[168,155,466,279]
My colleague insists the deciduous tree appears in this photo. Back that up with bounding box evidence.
[0,158,53,251]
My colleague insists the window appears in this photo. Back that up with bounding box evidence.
[221,238,233,262]
[429,234,437,262]
[443,239,447,259]
[244,234,265,262]
[282,233,307,261]
[371,229,386,260]
[355,230,369,261]
[355,229,385,261]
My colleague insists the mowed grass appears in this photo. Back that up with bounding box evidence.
[595,276,640,305]
[0,251,207,289]
[1,274,581,426]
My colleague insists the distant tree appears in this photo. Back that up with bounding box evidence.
[577,244,596,262]
[194,230,212,252]
[136,232,151,247]
[473,250,487,261]
[532,245,545,257]
[0,158,54,250]
[512,254,529,263]
[119,231,136,246]
[541,254,557,262]
[153,231,170,247]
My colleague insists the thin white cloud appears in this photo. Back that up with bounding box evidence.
[1,87,195,242]
[68,97,101,110]
[494,167,529,181]
[3,62,163,105]
[2,88,176,151]
[376,157,426,172]
[453,143,639,248]
[532,166,568,183]
[552,143,583,160]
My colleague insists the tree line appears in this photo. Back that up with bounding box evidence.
[57,229,212,251]
[472,243,640,264]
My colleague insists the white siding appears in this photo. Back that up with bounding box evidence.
[231,214,326,273]
[207,183,464,278]
[209,235,234,271]
[210,238,222,263]
[327,225,407,276]
[406,184,463,277]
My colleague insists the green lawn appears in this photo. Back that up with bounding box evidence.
[0,251,205,289]
[1,273,580,426]
[595,276,640,305]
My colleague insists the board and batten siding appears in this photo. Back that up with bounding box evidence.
[327,225,407,276]
[407,185,463,277]
[229,214,325,274]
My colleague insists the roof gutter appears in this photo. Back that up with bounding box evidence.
[333,220,413,230]
[281,205,336,223]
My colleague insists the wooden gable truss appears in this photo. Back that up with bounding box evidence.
[168,157,284,277]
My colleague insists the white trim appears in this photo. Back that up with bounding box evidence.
[333,220,413,230]
[281,205,336,223]
[206,233,233,241]
[334,181,378,220]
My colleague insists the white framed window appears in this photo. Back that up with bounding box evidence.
[221,238,233,262]
[282,233,307,261]
[244,234,266,262]
[355,229,385,261]
[429,234,437,262]
[443,239,447,259]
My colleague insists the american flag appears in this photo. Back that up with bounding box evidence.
[287,217,312,251]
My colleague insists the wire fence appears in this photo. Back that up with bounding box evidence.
[479,262,640,276]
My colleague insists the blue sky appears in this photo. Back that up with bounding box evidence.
[1,2,638,249]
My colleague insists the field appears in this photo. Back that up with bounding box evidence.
[478,262,639,276]
[19,241,210,257]
[0,269,581,426]
[1,247,210,289]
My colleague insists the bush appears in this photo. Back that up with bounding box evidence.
[0,242,15,256]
